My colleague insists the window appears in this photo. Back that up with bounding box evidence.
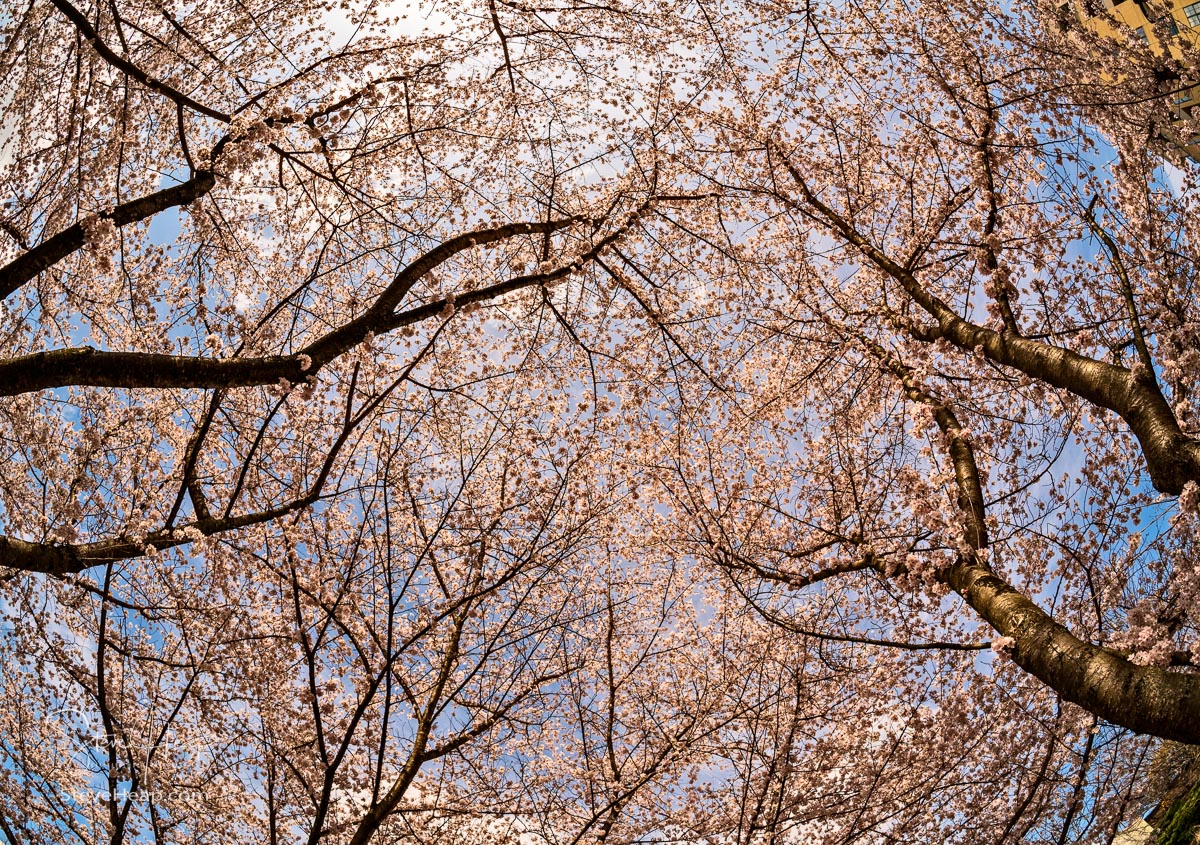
[1185,1,1200,26]
[1135,25,1150,41]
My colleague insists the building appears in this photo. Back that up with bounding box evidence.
[1069,0,1200,158]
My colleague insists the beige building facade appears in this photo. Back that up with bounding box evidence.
[1070,0,1200,157]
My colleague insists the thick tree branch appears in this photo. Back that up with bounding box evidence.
[0,347,308,394]
[780,156,1200,495]
[717,546,880,590]
[857,333,988,548]
[0,171,215,300]
[875,335,1200,744]
[730,575,991,651]
[0,196,675,397]
[973,85,1021,335]
[0,333,436,575]
[0,487,325,575]
[944,558,1200,743]
[301,216,585,366]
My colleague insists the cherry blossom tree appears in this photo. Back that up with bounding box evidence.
[677,0,1200,739]
[639,0,1200,834]
[2,0,1199,841]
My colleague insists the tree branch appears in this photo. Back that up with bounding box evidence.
[0,217,582,395]
[49,0,231,121]
[867,330,1200,744]
[1082,197,1158,380]
[0,171,215,300]
[779,153,1200,496]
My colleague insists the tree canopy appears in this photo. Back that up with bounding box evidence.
[2,0,1200,841]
